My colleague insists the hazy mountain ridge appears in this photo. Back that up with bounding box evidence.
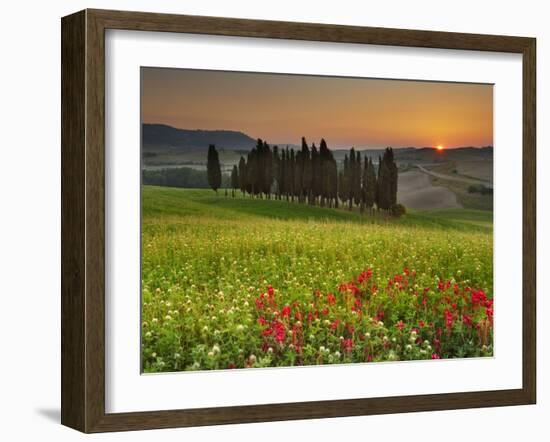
[142,124,493,158]
[142,124,257,152]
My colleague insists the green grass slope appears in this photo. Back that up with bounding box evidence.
[142,186,493,233]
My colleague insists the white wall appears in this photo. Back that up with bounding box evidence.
[0,0,546,440]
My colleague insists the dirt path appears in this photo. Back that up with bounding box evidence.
[398,171,462,210]
[416,164,493,188]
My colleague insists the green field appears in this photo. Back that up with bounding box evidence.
[142,186,494,372]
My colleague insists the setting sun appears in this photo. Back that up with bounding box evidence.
[436,145,445,151]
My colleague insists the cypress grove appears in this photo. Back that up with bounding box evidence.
[207,141,400,214]
[206,144,222,194]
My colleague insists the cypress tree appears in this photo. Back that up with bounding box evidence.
[378,158,391,211]
[279,147,286,200]
[365,157,376,213]
[254,139,265,197]
[319,138,331,207]
[206,144,222,193]
[238,156,247,195]
[360,155,367,214]
[300,137,312,204]
[340,154,349,208]
[386,147,398,206]
[348,148,356,210]
[290,148,297,202]
[375,155,382,210]
[263,140,273,198]
[230,165,239,197]
[330,157,338,208]
[354,151,362,206]
[282,148,288,200]
[272,145,280,199]
[311,143,320,205]
[247,149,258,197]
[338,170,345,208]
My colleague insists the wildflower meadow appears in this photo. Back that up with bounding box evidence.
[141,186,493,372]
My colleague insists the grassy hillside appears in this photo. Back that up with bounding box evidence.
[141,186,493,372]
[143,186,492,233]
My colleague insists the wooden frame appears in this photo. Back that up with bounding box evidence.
[61,8,536,433]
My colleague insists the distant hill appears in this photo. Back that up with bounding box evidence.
[142,124,257,152]
[332,146,492,164]
[393,146,493,163]
[143,124,493,159]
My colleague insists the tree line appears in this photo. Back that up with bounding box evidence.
[144,166,210,188]
[207,138,402,214]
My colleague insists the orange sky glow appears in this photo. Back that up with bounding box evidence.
[141,68,493,149]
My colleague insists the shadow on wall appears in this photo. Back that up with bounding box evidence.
[35,408,60,423]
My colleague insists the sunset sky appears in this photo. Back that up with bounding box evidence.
[141,67,493,149]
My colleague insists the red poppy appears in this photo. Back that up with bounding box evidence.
[274,320,285,343]
[343,338,354,353]
[444,309,454,330]
[281,305,291,318]
[471,289,487,306]
[357,268,373,284]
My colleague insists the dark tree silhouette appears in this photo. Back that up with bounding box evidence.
[340,154,349,208]
[273,145,280,199]
[377,157,391,210]
[365,157,376,213]
[280,148,287,200]
[386,147,399,206]
[293,148,301,203]
[348,149,357,210]
[360,155,367,214]
[206,144,222,193]
[301,138,312,204]
[230,165,239,197]
[354,151,362,207]
[311,143,320,205]
[238,156,247,195]
[375,155,382,210]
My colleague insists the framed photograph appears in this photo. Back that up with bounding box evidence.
[61,9,536,433]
